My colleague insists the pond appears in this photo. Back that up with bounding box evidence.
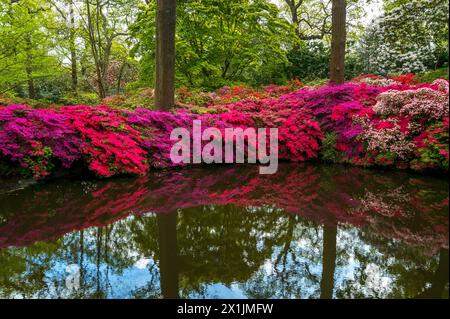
[0,164,448,299]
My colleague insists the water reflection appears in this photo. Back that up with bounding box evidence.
[0,164,448,299]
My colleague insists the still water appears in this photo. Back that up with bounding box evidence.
[0,164,448,299]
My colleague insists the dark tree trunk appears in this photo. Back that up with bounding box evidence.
[155,0,176,110]
[26,68,36,99]
[85,0,106,99]
[116,62,126,95]
[69,2,78,95]
[330,0,347,84]
[25,34,36,99]
[417,249,449,299]
[157,212,179,299]
[70,45,78,95]
[320,224,337,299]
[285,0,301,46]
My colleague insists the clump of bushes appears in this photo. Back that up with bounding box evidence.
[416,68,449,83]
[0,76,448,179]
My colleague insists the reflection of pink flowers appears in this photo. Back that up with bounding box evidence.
[0,165,447,255]
[439,150,449,158]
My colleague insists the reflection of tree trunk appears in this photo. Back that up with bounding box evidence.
[105,225,111,293]
[79,230,84,290]
[155,0,176,110]
[95,227,102,298]
[157,212,179,299]
[320,224,337,299]
[417,249,449,299]
[275,215,296,275]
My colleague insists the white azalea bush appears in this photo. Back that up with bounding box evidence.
[358,0,449,75]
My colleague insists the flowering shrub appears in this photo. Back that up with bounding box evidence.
[411,117,449,170]
[62,105,148,177]
[390,73,417,85]
[358,0,448,75]
[127,109,198,168]
[373,81,449,121]
[0,76,448,179]
[0,105,81,178]
[352,74,400,87]
[356,117,415,163]
[278,110,323,161]
[212,93,324,161]
[350,79,449,169]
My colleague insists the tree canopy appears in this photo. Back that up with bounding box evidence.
[0,0,448,100]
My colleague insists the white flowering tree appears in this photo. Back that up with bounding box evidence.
[358,0,449,75]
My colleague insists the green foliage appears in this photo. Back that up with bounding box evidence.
[0,0,63,97]
[58,92,100,106]
[320,132,344,163]
[416,68,449,84]
[0,158,16,177]
[101,88,154,110]
[287,42,364,82]
[0,0,448,101]
[303,78,329,87]
[287,42,330,81]
[131,0,291,90]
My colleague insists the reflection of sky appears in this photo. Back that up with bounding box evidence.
[191,284,247,299]
[41,257,251,299]
[42,259,160,299]
[334,229,393,298]
[36,227,391,299]
[108,266,158,299]
[3,208,441,299]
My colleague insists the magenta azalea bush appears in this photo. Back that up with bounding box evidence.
[0,77,448,179]
[0,105,81,178]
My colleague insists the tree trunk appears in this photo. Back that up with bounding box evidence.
[155,0,176,110]
[320,224,337,299]
[26,66,36,99]
[157,212,179,299]
[330,0,347,84]
[85,0,106,99]
[116,62,126,95]
[69,2,78,95]
[285,0,300,47]
[25,34,36,99]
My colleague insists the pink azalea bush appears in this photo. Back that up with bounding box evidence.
[61,105,148,177]
[350,79,449,167]
[373,81,449,120]
[127,109,198,168]
[411,117,449,171]
[0,105,81,178]
[0,76,448,179]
